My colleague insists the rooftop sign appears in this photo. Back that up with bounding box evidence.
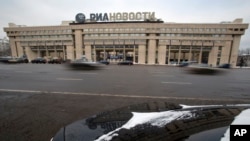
[75,12,156,23]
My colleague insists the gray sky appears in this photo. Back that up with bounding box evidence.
[0,0,249,49]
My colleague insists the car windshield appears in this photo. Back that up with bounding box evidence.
[1,1,250,141]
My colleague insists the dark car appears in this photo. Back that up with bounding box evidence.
[31,57,47,64]
[98,60,110,65]
[48,57,62,64]
[0,56,12,63]
[117,60,133,65]
[218,63,231,69]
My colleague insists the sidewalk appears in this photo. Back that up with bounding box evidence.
[234,66,250,69]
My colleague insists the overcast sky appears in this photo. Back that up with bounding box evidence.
[0,0,249,49]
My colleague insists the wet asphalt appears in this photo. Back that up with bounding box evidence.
[0,63,250,141]
[0,63,250,101]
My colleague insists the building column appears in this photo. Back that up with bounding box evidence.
[208,46,218,67]
[220,41,231,65]
[177,46,182,64]
[9,37,17,57]
[54,45,57,57]
[37,47,40,57]
[93,44,96,62]
[85,45,92,61]
[158,45,166,65]
[103,41,106,60]
[16,41,23,57]
[45,42,49,58]
[229,35,241,67]
[25,47,36,61]
[198,47,203,64]
[74,29,83,59]
[133,43,136,63]
[188,46,192,61]
[147,39,156,64]
[138,44,146,64]
[168,46,171,64]
[123,41,126,61]
[66,45,74,60]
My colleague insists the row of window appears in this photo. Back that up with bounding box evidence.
[85,34,146,37]
[7,30,72,35]
[7,28,245,36]
[159,40,223,43]
[160,28,228,32]
[160,34,225,37]
[83,28,244,33]
[21,40,71,45]
[18,34,227,39]
[84,28,145,32]
[20,35,72,39]
[7,26,245,35]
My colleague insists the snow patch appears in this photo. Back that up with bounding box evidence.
[180,104,250,109]
[95,110,193,141]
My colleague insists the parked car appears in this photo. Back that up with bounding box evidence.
[0,56,12,63]
[117,60,133,65]
[98,60,110,65]
[8,57,29,63]
[31,57,47,64]
[0,56,29,64]
[48,57,62,64]
[218,63,231,69]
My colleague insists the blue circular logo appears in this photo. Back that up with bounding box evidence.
[75,13,85,23]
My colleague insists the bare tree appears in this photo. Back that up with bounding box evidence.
[238,49,245,55]
[246,48,250,55]
[239,48,250,55]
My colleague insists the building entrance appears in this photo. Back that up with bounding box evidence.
[91,45,138,63]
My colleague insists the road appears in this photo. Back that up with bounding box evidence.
[0,63,250,141]
[1,63,250,101]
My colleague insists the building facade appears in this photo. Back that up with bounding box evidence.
[3,18,248,67]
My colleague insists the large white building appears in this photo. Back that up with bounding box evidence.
[3,12,249,67]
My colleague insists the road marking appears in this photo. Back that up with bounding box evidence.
[80,72,98,75]
[0,88,249,102]
[56,78,83,81]
[150,72,167,74]
[15,71,32,73]
[161,82,192,85]
[153,75,174,77]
